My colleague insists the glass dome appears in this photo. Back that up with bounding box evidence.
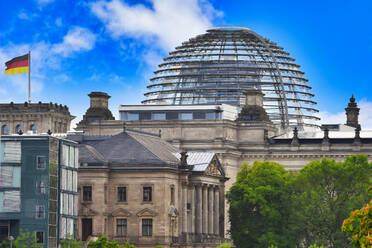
[143,27,319,129]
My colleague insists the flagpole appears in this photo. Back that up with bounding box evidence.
[28,51,31,104]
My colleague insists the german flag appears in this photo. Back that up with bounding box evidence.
[4,54,29,75]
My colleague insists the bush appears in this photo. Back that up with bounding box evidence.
[217,243,232,248]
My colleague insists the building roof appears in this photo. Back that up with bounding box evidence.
[77,131,179,166]
[173,152,216,171]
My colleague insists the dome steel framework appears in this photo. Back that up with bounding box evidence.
[142,27,319,129]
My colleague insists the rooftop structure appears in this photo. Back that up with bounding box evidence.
[143,27,319,129]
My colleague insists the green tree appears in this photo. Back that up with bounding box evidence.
[342,198,372,247]
[87,236,123,248]
[12,231,43,248]
[60,235,83,248]
[217,243,232,248]
[294,155,372,247]
[124,241,135,248]
[227,161,296,248]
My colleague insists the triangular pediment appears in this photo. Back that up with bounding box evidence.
[137,208,158,217]
[79,205,98,216]
[204,156,225,177]
[111,208,132,217]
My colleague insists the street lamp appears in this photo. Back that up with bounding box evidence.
[9,236,14,248]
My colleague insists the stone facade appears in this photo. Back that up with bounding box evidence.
[76,92,372,239]
[69,132,227,247]
[0,102,74,134]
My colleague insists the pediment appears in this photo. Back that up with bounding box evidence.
[111,208,132,217]
[79,205,98,216]
[204,156,225,177]
[137,208,158,217]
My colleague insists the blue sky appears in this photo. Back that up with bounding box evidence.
[1,0,372,128]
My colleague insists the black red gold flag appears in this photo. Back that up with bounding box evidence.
[4,54,29,75]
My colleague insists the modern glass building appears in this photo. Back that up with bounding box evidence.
[141,27,319,129]
[0,135,78,247]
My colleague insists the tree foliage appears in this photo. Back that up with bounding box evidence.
[12,231,43,248]
[227,154,372,248]
[87,236,123,248]
[227,161,296,247]
[217,243,232,248]
[342,196,372,247]
[60,235,83,248]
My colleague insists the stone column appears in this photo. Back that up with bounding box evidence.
[202,184,208,234]
[183,183,188,233]
[196,184,202,234]
[191,184,195,234]
[214,187,220,235]
[208,186,214,234]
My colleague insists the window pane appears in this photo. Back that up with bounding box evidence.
[37,156,47,169]
[83,186,92,202]
[143,187,152,202]
[193,112,206,119]
[153,113,165,120]
[116,219,127,236]
[127,113,139,121]
[36,231,44,243]
[166,112,178,120]
[69,146,74,167]
[139,112,151,120]
[142,219,152,236]
[4,141,21,163]
[206,112,216,120]
[180,113,193,120]
[117,187,126,202]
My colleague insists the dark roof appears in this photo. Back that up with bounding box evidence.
[78,131,179,166]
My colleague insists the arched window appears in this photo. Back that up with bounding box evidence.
[15,124,23,134]
[30,124,37,134]
[1,125,9,135]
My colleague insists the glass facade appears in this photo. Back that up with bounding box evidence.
[60,143,78,239]
[142,27,320,129]
[121,110,220,121]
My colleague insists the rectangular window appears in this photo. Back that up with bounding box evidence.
[116,219,127,236]
[127,113,139,121]
[193,112,206,119]
[142,219,152,236]
[83,186,92,202]
[153,113,165,120]
[206,112,216,120]
[36,205,45,219]
[139,112,151,120]
[36,156,47,169]
[166,112,178,120]
[36,231,44,243]
[117,187,127,202]
[180,113,193,120]
[3,141,21,163]
[143,187,152,202]
[170,186,175,205]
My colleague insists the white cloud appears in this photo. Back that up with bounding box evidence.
[319,99,372,129]
[0,26,96,100]
[52,27,96,57]
[90,0,221,52]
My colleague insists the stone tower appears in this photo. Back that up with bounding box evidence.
[345,95,360,129]
[80,92,115,123]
